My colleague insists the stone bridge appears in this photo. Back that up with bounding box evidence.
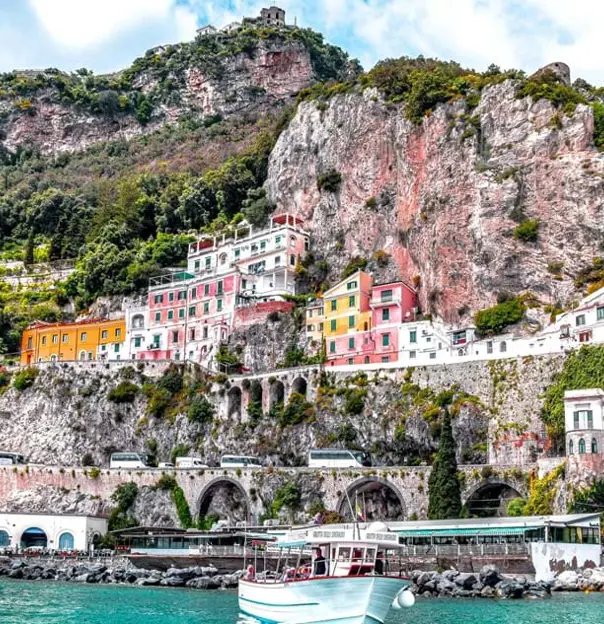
[0,463,532,525]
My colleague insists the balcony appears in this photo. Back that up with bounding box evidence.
[370,294,402,307]
[149,271,196,291]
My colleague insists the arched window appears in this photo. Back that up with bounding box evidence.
[579,438,586,454]
[131,314,144,329]
[0,530,9,547]
[592,438,598,454]
[219,253,227,265]
[50,355,57,362]
[79,350,87,361]
[568,439,574,455]
[58,532,74,550]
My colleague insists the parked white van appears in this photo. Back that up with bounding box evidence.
[175,457,208,469]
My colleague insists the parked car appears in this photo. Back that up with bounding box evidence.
[158,462,174,468]
[175,457,208,469]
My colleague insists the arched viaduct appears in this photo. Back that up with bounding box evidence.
[0,464,531,525]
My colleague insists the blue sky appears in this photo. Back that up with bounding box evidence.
[1,0,602,84]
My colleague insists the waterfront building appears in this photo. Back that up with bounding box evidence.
[0,512,107,552]
[132,215,308,368]
[565,388,604,473]
[20,318,126,366]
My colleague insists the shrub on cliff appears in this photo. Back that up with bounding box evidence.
[513,219,539,242]
[593,103,604,151]
[342,256,368,279]
[154,474,193,528]
[516,69,586,115]
[107,381,139,404]
[317,169,342,193]
[474,297,525,335]
[575,257,604,294]
[427,407,462,519]
[108,482,139,531]
[13,367,39,391]
[279,392,315,427]
[187,395,215,425]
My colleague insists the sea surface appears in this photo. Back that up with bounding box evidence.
[1,579,603,624]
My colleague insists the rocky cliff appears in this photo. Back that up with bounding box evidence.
[267,80,604,322]
[0,28,355,154]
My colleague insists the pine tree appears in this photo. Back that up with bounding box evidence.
[427,406,462,519]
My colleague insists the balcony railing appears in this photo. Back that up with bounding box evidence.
[370,294,402,307]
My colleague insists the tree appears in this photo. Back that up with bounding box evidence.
[427,407,462,519]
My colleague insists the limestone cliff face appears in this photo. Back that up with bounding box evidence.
[0,40,317,155]
[267,82,604,322]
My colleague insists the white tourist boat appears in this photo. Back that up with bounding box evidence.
[238,522,414,624]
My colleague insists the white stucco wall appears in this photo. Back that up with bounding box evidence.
[0,513,107,551]
[530,542,601,581]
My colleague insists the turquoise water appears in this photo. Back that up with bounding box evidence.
[1,579,604,624]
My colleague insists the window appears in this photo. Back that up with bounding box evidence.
[52,334,59,344]
[204,284,210,296]
[191,288,197,300]
[329,341,336,353]
[381,289,393,302]
[569,439,574,455]
[194,260,200,271]
[574,412,580,429]
[41,336,47,345]
[364,356,370,364]
[155,312,161,322]
[330,300,337,312]
[62,334,69,343]
[275,235,282,245]
[81,332,87,342]
[409,329,417,343]
[347,281,357,290]
[275,255,281,266]
[100,330,108,339]
[114,343,120,353]
[592,438,598,454]
[169,292,174,302]
[154,294,164,304]
[348,315,355,328]
[203,327,208,339]
[452,330,466,345]
[348,295,355,307]
[27,336,32,349]
[205,257,211,268]
[588,411,594,429]
[576,314,586,326]
[598,306,604,321]
[189,306,196,317]
[348,358,354,365]
[217,299,223,312]
[290,235,296,247]
[168,310,174,320]
[178,309,185,319]
[579,330,592,343]
[487,341,493,354]
[115,328,121,338]
[219,252,227,265]
[381,356,390,363]
[217,280,224,295]
[382,333,390,347]
[134,337,142,348]
[500,341,507,353]
[318,323,324,331]
[203,302,210,315]
[579,438,586,454]
[290,254,296,266]
[409,351,417,359]
[153,335,160,347]
[330,319,337,332]
[234,248,240,259]
[430,352,437,359]
[189,329,195,341]
[348,337,355,350]
[178,290,187,301]
[260,241,266,251]
[382,308,390,321]
[87,352,92,360]
[172,331,179,344]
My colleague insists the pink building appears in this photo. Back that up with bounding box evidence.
[132,215,308,367]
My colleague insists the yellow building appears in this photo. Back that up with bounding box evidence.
[322,271,373,362]
[305,298,325,346]
[20,318,126,366]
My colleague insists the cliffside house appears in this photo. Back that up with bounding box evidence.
[565,389,604,473]
[244,6,286,28]
[20,318,126,366]
[129,214,308,368]
[196,25,217,36]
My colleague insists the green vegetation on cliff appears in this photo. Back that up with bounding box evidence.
[474,296,525,335]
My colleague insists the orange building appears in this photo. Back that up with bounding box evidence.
[20,319,126,366]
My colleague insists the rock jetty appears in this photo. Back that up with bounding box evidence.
[0,558,241,589]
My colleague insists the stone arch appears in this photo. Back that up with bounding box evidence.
[291,377,307,397]
[248,380,263,417]
[337,477,406,521]
[270,380,285,410]
[227,386,242,420]
[20,527,48,549]
[197,477,251,524]
[464,481,524,518]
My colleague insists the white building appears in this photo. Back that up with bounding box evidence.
[221,21,242,33]
[0,512,107,552]
[197,25,217,36]
[565,389,604,458]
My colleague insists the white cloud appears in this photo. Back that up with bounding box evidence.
[27,0,196,49]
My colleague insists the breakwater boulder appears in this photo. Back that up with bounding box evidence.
[410,565,553,599]
[0,558,243,589]
[553,568,604,592]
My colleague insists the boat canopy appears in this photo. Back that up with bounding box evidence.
[397,526,540,538]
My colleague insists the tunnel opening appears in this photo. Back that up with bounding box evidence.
[198,478,250,526]
[269,380,285,410]
[338,478,406,522]
[465,482,523,518]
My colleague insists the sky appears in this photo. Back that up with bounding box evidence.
[1,0,604,84]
